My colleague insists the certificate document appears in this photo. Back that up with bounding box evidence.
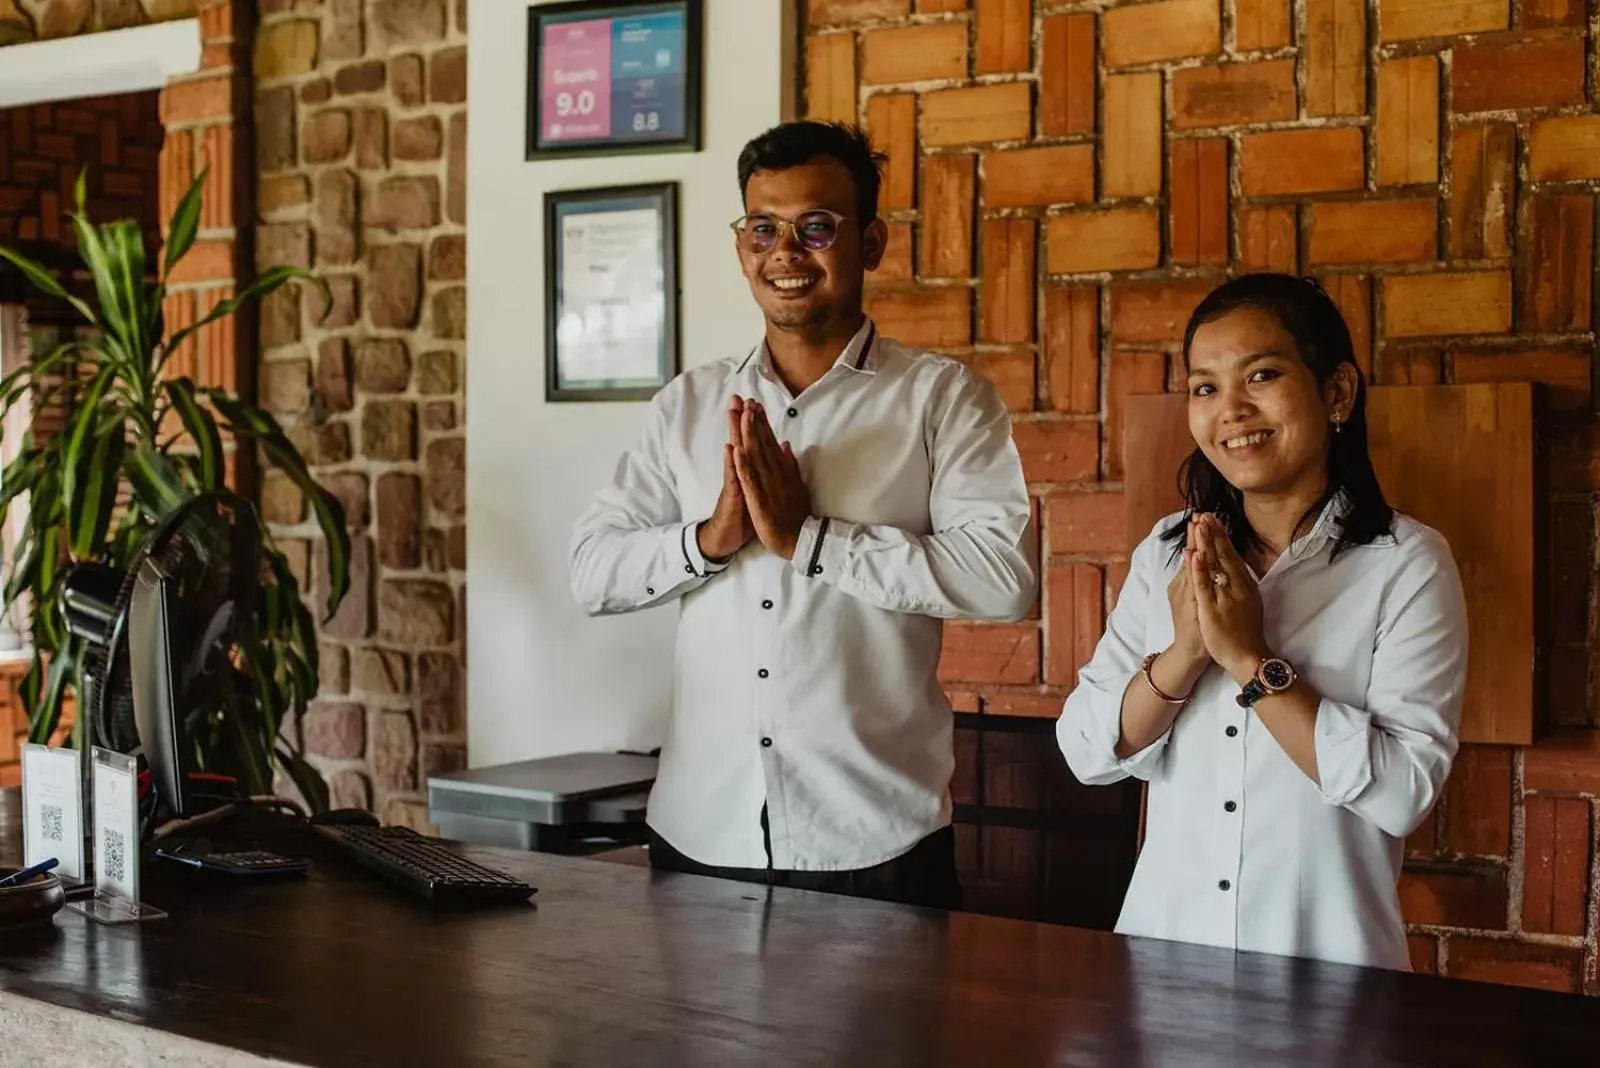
[556,207,665,385]
[545,182,678,401]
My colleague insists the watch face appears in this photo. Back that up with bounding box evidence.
[1261,659,1294,690]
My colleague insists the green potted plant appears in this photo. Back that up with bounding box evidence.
[0,171,350,810]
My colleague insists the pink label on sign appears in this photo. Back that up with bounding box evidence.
[542,19,612,142]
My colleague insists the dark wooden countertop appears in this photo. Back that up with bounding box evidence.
[0,814,1597,1066]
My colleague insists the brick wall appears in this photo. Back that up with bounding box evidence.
[803,0,1600,995]
[0,92,163,273]
[251,0,468,830]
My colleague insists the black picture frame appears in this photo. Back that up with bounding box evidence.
[525,0,704,161]
[544,182,680,403]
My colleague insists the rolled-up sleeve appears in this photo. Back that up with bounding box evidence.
[789,368,1035,622]
[1057,530,1171,785]
[1313,529,1468,838]
[569,384,724,616]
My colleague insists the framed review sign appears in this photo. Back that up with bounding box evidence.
[526,0,704,160]
[544,182,680,402]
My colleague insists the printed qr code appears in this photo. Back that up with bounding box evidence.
[41,804,63,843]
[105,828,126,883]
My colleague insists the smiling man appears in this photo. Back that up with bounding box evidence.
[569,120,1036,909]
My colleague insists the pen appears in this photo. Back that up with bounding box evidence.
[0,857,59,889]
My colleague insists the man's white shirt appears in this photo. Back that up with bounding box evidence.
[570,319,1036,871]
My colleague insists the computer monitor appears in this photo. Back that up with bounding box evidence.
[127,554,193,820]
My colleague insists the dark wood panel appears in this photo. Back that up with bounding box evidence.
[0,814,1595,1067]
[951,712,1141,930]
[1121,384,1538,744]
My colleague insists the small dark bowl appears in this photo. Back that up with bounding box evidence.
[0,867,66,930]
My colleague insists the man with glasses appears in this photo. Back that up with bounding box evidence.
[570,121,1035,909]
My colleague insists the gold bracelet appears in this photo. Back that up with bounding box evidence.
[1140,652,1191,705]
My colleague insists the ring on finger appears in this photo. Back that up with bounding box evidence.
[1210,570,1229,588]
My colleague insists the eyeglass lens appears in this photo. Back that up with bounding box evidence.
[738,212,840,253]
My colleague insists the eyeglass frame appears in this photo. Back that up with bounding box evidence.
[728,209,859,253]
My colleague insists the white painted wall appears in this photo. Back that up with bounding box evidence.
[466,0,793,764]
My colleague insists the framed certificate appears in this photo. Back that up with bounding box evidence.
[544,182,680,402]
[526,0,704,160]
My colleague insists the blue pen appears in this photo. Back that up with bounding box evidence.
[0,857,59,889]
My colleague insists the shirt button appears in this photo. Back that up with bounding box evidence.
[810,565,823,576]
[1225,726,1239,738]
[646,587,655,595]
[761,737,773,748]
[786,406,798,418]
[684,564,693,574]
[761,599,773,609]
[1218,879,1232,892]
[758,668,770,679]
[1224,801,1237,813]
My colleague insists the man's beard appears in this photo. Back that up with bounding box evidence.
[764,300,833,330]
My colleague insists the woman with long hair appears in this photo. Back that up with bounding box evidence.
[1057,273,1468,969]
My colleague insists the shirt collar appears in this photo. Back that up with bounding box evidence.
[1295,493,1348,556]
[738,318,882,378]
[1285,490,1394,561]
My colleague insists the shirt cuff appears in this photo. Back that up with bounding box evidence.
[1313,698,1375,806]
[1097,670,1172,781]
[790,515,842,579]
[680,521,730,579]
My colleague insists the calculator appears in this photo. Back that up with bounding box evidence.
[156,840,310,878]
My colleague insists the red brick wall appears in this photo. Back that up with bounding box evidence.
[0,92,163,265]
[803,0,1600,995]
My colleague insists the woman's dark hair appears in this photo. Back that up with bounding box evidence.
[1160,273,1393,562]
[737,121,885,224]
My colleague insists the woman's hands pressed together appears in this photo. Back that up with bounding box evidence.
[1166,518,1208,676]
[1189,513,1272,686]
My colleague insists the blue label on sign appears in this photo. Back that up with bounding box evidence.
[610,11,686,140]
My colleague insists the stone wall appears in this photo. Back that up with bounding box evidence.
[804,0,1600,996]
[252,0,466,830]
[0,0,199,46]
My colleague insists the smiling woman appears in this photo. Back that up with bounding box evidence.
[1056,272,1470,972]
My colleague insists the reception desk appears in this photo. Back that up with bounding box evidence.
[0,827,1597,1066]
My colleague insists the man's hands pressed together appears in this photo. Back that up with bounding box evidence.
[695,396,813,563]
[734,399,812,561]
[695,396,758,562]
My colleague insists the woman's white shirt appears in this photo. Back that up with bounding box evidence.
[1056,500,1468,970]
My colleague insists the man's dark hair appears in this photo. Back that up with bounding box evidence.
[737,121,886,223]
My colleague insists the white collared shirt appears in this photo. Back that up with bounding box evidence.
[1057,500,1468,969]
[570,320,1036,871]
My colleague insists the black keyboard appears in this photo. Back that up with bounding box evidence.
[315,825,536,907]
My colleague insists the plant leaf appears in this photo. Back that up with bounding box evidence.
[0,444,41,533]
[65,407,126,558]
[57,364,118,551]
[163,168,206,280]
[124,439,185,519]
[161,377,224,490]
[276,746,330,815]
[0,246,97,325]
[162,266,331,374]
[71,213,138,366]
[109,219,150,372]
[26,637,78,746]
[0,341,81,415]
[222,684,276,795]
[206,390,350,619]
